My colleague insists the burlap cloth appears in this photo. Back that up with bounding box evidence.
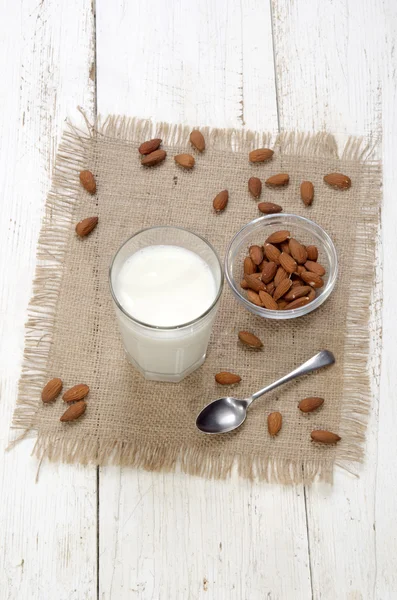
[13,116,381,483]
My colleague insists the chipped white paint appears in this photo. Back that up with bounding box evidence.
[1,0,397,598]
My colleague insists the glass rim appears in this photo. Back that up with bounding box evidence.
[109,225,224,331]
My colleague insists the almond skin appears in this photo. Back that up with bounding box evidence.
[244,256,257,275]
[265,173,289,187]
[75,217,98,237]
[174,154,195,169]
[244,273,266,292]
[280,241,291,255]
[301,181,314,206]
[286,296,311,309]
[283,285,312,302]
[258,202,283,214]
[261,261,278,284]
[258,260,268,272]
[273,278,292,301]
[79,170,96,194]
[296,265,307,276]
[305,261,326,276]
[274,266,288,286]
[279,252,297,274]
[311,430,341,444]
[189,130,205,152]
[324,173,351,189]
[141,149,167,166]
[259,291,278,310]
[265,230,290,244]
[63,383,90,403]
[238,331,263,348]
[307,288,316,301]
[300,271,324,288]
[213,190,229,212]
[268,412,282,436]
[249,245,264,265]
[248,177,262,198]
[249,148,274,163]
[138,138,162,155]
[247,289,263,306]
[306,245,319,261]
[299,397,324,413]
[215,372,241,385]
[266,281,275,296]
[264,243,281,264]
[60,400,87,422]
[41,377,63,403]
[289,239,308,264]
[240,280,248,289]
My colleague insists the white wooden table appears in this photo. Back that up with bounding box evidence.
[1,1,396,598]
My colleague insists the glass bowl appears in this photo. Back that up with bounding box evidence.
[225,214,338,319]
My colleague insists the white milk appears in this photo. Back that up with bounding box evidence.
[113,244,220,382]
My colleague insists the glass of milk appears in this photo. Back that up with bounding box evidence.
[109,226,223,382]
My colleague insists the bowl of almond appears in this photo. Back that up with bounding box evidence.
[225,214,338,319]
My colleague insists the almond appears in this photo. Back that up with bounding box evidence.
[75,217,98,237]
[265,173,289,187]
[247,289,263,306]
[63,383,90,403]
[324,173,351,189]
[238,331,263,348]
[286,296,311,309]
[79,170,96,194]
[265,230,290,244]
[213,190,229,212]
[279,252,297,274]
[244,273,266,292]
[305,261,326,276]
[273,278,292,301]
[249,148,274,163]
[300,181,314,206]
[189,130,205,152]
[174,153,195,169]
[311,430,341,444]
[266,281,275,296]
[249,245,264,265]
[291,278,304,287]
[250,272,262,279]
[258,260,268,272]
[306,245,319,261]
[244,256,257,275]
[289,239,308,264]
[299,397,324,413]
[277,300,289,309]
[41,377,63,403]
[259,291,278,310]
[296,265,307,276]
[261,261,278,284]
[283,285,312,301]
[240,280,248,289]
[60,400,87,422]
[258,202,283,214]
[215,372,241,385]
[138,138,162,155]
[248,177,262,198]
[280,241,291,255]
[300,271,324,288]
[141,149,167,166]
[264,243,281,264]
[274,266,288,286]
[307,288,316,301]
[268,412,282,436]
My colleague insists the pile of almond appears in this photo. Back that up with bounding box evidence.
[240,230,325,310]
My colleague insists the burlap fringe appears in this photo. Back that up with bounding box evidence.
[11,113,382,484]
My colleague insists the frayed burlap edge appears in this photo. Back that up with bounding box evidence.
[10,113,382,484]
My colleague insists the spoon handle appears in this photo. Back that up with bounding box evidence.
[250,350,335,404]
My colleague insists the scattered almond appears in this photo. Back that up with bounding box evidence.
[299,397,324,413]
[75,217,98,237]
[306,245,319,261]
[249,148,274,163]
[141,149,167,166]
[273,278,292,301]
[244,273,266,292]
[244,256,257,275]
[238,331,263,348]
[60,400,87,422]
[215,372,241,385]
[248,177,262,198]
[247,289,263,306]
[305,261,326,276]
[174,154,195,169]
[138,138,162,155]
[249,245,264,265]
[324,173,351,189]
[289,239,307,264]
[261,261,278,284]
[268,412,282,436]
[300,271,324,288]
[264,243,281,264]
[311,430,341,444]
[79,170,96,194]
[265,173,289,187]
[259,291,278,310]
[300,181,314,206]
[279,252,297,274]
[213,190,229,212]
[258,202,283,214]
[63,383,90,403]
[265,230,290,244]
[41,378,63,403]
[189,130,205,152]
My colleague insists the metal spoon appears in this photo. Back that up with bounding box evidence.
[196,350,335,434]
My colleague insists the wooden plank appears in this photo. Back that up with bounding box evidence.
[271,0,393,597]
[96,0,311,598]
[0,1,97,598]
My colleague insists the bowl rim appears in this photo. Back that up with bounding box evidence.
[224,213,338,319]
